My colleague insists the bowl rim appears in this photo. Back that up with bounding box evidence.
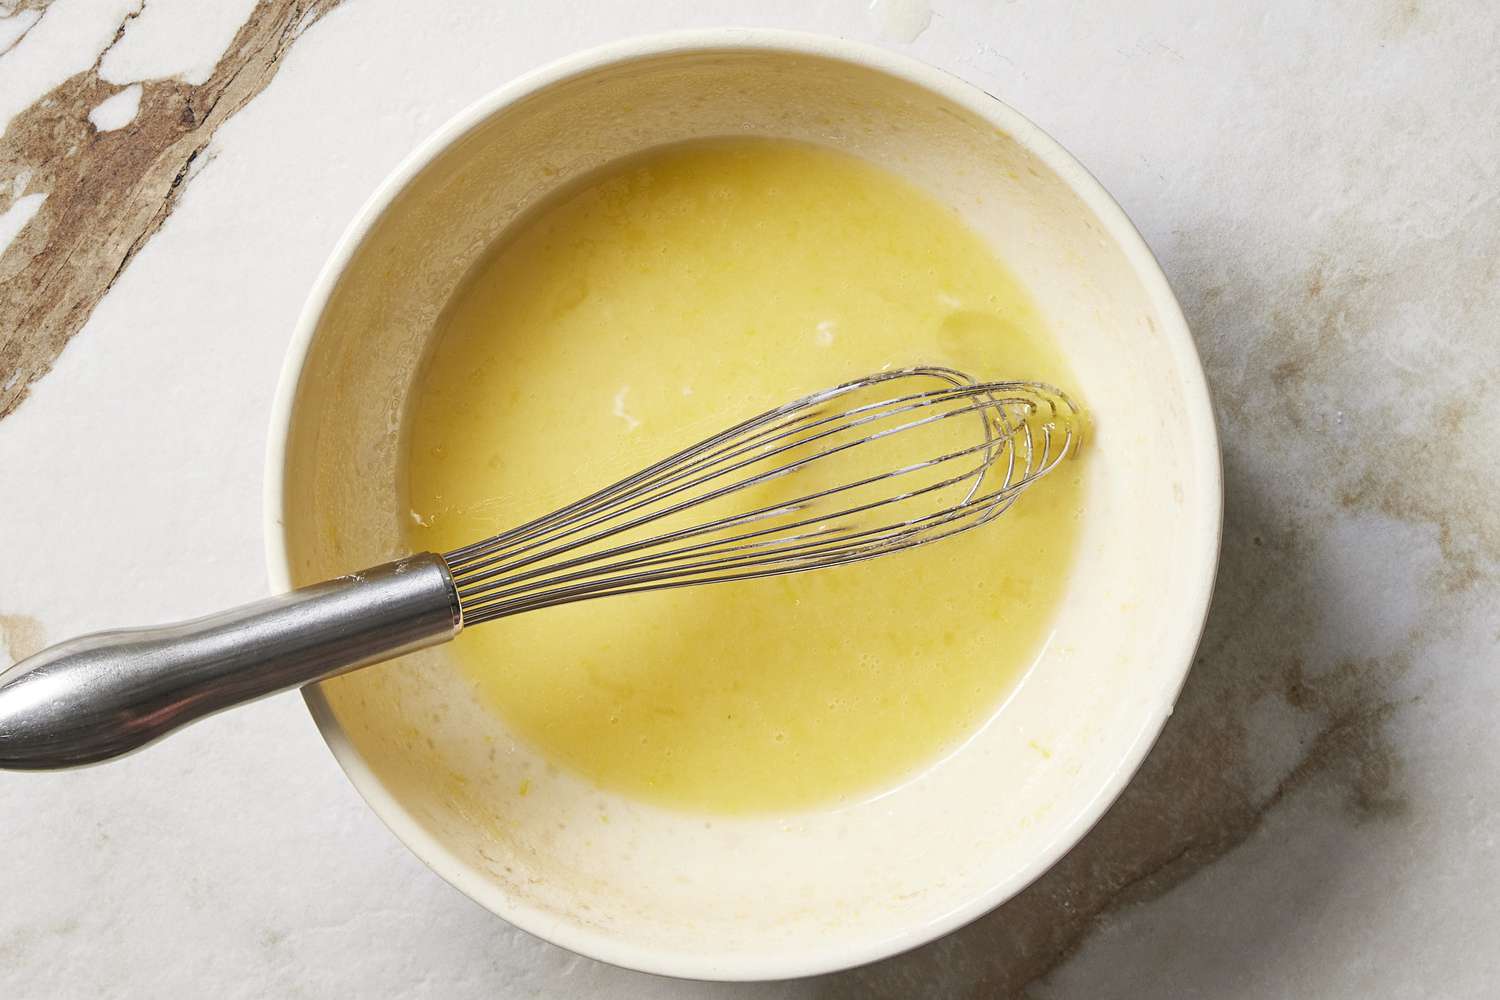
[263,27,1223,982]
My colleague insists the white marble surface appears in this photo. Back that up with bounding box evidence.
[2,1,1497,997]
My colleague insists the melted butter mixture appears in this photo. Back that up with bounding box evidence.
[404,138,1086,814]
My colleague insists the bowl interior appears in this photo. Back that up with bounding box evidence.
[274,40,1217,979]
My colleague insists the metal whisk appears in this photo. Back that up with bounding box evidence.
[0,367,1079,769]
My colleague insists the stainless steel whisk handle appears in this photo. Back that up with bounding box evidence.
[0,554,461,771]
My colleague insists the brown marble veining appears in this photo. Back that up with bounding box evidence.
[0,0,343,419]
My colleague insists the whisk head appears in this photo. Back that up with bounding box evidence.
[442,367,1080,625]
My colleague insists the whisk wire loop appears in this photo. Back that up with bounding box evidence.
[444,367,1079,625]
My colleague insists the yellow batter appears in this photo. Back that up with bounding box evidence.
[404,138,1085,814]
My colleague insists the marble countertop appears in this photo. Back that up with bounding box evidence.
[2,2,1496,997]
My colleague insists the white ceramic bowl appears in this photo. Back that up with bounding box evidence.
[265,30,1221,981]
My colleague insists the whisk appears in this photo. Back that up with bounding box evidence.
[0,367,1079,769]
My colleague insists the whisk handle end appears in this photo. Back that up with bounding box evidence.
[0,553,460,770]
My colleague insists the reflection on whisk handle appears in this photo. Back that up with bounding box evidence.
[0,554,461,770]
